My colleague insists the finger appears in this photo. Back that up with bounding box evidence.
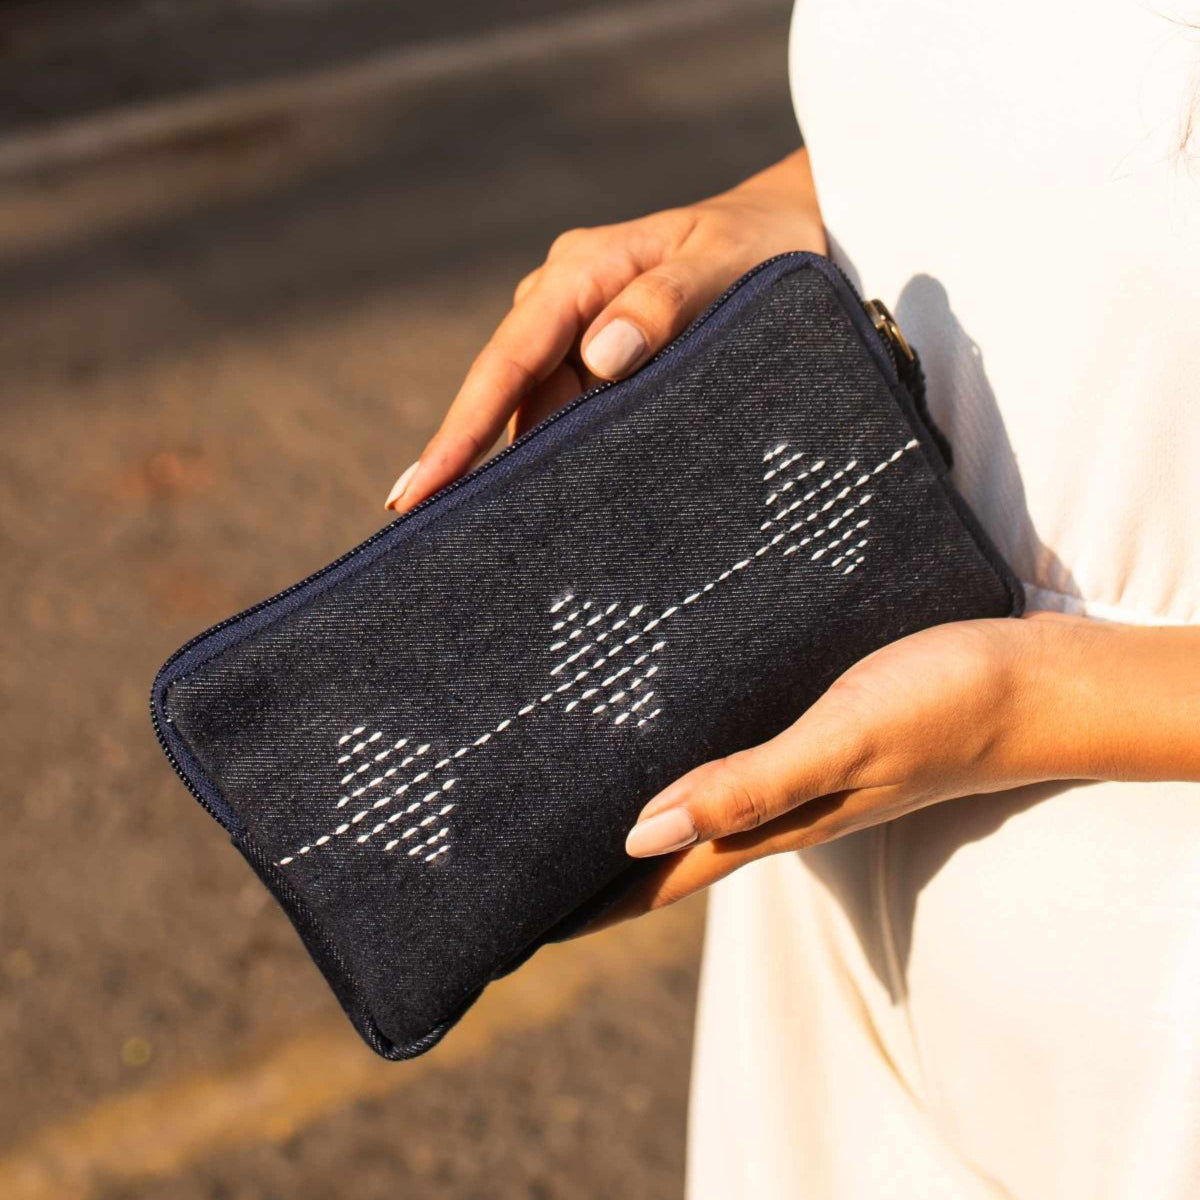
[385,277,588,511]
[579,249,742,381]
[591,784,899,933]
[624,709,869,858]
[513,267,542,305]
[507,360,588,441]
[387,263,623,512]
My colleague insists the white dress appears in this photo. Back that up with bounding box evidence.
[688,3,1200,1198]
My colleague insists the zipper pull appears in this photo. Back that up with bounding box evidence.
[863,297,924,399]
[863,298,915,367]
[862,297,951,468]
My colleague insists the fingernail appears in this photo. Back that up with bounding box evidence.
[625,808,697,858]
[384,461,419,510]
[585,318,647,379]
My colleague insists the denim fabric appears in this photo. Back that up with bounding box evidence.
[152,254,1022,1059]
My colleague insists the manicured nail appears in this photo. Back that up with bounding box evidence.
[584,318,647,379]
[384,461,419,510]
[625,808,697,858]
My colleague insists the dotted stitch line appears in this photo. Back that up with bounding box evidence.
[548,598,626,650]
[548,603,639,675]
[613,687,657,726]
[831,538,869,570]
[763,456,862,524]
[591,660,662,718]
[278,438,918,866]
[763,458,826,509]
[334,740,425,809]
[781,500,872,557]
[564,646,663,714]
[762,448,805,481]
[281,607,650,863]
[334,728,382,765]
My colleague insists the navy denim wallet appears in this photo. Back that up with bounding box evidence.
[151,253,1023,1059]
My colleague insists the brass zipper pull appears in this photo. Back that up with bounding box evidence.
[863,298,915,366]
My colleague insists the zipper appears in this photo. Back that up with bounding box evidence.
[149,251,912,824]
[862,297,922,397]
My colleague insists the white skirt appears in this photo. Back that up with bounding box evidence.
[686,777,1200,1199]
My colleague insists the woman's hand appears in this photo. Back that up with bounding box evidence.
[384,149,826,511]
[601,613,1200,926]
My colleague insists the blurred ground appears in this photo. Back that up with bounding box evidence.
[0,2,798,1196]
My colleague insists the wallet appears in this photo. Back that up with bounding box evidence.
[151,252,1023,1059]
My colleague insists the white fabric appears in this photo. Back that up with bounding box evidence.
[688,3,1200,1197]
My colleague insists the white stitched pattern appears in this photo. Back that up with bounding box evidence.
[810,524,861,560]
[782,502,872,561]
[295,742,455,862]
[784,517,864,559]
[763,458,827,511]
[278,438,919,867]
[830,538,870,568]
[567,627,667,723]
[789,494,872,540]
[611,688,656,727]
[762,449,804,481]
[335,726,389,765]
[764,458,850,524]
[335,739,430,809]
[550,603,586,635]
[547,603,634,676]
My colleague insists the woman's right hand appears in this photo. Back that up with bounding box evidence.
[384,148,827,512]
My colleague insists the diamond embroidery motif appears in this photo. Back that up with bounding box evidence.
[277,437,916,869]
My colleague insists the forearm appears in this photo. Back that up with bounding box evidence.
[732,149,822,208]
[1020,615,1200,783]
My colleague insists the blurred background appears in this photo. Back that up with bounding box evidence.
[0,1,798,1195]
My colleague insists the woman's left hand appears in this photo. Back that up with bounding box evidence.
[602,611,1200,925]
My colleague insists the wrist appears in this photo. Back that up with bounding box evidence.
[724,149,827,252]
[1013,614,1200,784]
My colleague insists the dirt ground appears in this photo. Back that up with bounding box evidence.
[0,3,798,1196]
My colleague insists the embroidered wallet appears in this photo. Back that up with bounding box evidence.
[151,252,1023,1059]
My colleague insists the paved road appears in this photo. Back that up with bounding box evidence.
[0,3,798,1196]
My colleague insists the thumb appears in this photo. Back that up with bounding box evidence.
[624,716,863,858]
[579,252,740,381]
